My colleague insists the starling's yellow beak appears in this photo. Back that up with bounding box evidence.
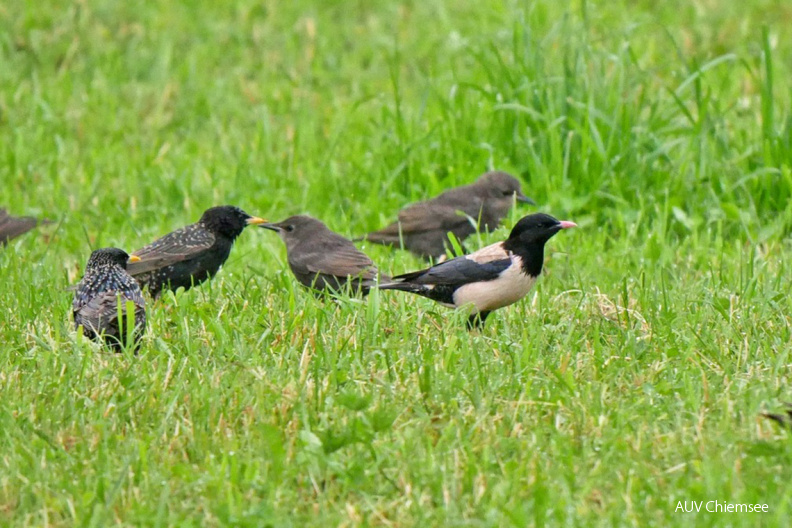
[246,216,266,226]
[128,255,142,263]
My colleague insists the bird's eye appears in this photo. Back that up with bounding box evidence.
[286,225,295,232]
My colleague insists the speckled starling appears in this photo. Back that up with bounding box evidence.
[127,205,265,297]
[73,248,146,349]
[0,208,52,245]
[261,215,387,295]
[360,171,535,261]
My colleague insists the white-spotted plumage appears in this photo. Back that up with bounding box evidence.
[126,206,264,298]
[73,248,146,349]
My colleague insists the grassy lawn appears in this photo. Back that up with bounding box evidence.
[2,0,792,525]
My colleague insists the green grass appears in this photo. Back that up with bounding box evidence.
[2,0,792,525]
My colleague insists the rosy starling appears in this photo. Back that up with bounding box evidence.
[261,215,387,295]
[0,208,52,245]
[379,213,575,328]
[361,171,534,260]
[127,205,265,297]
[73,248,146,349]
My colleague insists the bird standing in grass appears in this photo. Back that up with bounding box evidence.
[361,171,535,261]
[379,213,575,328]
[127,206,265,298]
[0,208,52,245]
[73,248,146,349]
[261,215,387,295]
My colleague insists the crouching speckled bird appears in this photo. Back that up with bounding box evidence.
[73,248,146,349]
[127,205,265,298]
[379,213,575,328]
[261,215,387,295]
[361,171,535,261]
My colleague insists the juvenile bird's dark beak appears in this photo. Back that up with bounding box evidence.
[260,222,282,232]
[559,221,577,229]
[128,255,142,263]
[246,216,266,226]
[515,192,536,205]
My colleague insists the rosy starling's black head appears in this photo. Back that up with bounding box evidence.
[85,247,137,271]
[475,171,535,204]
[505,213,576,247]
[198,206,265,239]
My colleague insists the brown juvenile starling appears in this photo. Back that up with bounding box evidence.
[73,248,146,349]
[127,205,265,298]
[261,215,387,295]
[0,208,52,245]
[379,213,575,328]
[361,171,534,260]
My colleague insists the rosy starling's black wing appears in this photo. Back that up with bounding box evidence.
[393,255,511,287]
[127,224,216,276]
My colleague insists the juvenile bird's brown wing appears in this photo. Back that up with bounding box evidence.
[366,203,478,242]
[291,240,381,280]
[127,224,216,276]
[0,209,44,244]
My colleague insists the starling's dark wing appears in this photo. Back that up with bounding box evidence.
[73,275,103,312]
[395,256,511,286]
[73,289,146,345]
[73,290,122,330]
[291,239,380,280]
[393,241,511,285]
[0,209,41,244]
[127,224,216,275]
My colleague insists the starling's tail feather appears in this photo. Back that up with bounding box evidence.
[377,280,430,295]
[365,273,391,286]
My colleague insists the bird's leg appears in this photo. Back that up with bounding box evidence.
[466,311,491,330]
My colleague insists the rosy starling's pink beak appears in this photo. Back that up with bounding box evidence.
[559,221,577,229]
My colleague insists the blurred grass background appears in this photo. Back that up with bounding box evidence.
[2,0,792,526]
